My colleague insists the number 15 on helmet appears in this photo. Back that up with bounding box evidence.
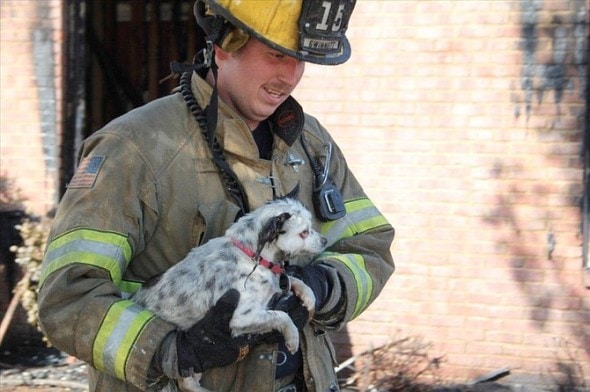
[194,0,357,65]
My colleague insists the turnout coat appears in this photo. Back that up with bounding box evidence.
[38,74,395,391]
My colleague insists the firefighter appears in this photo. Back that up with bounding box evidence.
[37,0,395,391]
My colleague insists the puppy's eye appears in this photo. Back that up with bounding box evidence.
[300,230,309,239]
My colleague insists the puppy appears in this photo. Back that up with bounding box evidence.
[133,198,327,391]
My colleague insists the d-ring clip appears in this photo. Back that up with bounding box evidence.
[276,351,288,366]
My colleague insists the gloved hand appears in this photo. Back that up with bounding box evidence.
[175,289,250,377]
[268,291,309,330]
[285,264,331,311]
[249,290,310,347]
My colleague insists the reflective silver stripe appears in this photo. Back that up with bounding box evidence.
[102,303,142,375]
[41,229,131,284]
[93,300,154,380]
[321,199,388,245]
[321,252,373,319]
[45,240,126,275]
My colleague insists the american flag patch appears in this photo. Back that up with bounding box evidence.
[68,156,105,189]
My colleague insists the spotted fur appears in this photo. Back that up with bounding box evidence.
[132,198,327,390]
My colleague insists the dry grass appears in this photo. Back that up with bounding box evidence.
[338,336,445,391]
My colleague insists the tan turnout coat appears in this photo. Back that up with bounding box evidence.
[38,74,395,391]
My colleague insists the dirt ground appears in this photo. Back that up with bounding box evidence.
[0,361,88,392]
[0,338,88,392]
[1,373,87,391]
[0,387,75,391]
[0,336,523,392]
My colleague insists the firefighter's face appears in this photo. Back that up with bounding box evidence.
[214,37,305,130]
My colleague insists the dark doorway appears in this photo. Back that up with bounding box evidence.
[60,0,198,196]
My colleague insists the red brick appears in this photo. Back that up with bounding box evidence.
[2,0,589,386]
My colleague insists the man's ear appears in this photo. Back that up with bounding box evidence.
[214,44,231,62]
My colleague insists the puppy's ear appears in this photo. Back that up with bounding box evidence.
[256,212,292,256]
[274,183,300,201]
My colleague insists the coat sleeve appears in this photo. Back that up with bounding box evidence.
[303,126,395,330]
[37,130,175,389]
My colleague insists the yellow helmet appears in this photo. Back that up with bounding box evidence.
[194,0,356,65]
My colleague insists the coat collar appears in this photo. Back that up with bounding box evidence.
[190,73,304,148]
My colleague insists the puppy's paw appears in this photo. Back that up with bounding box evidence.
[178,374,212,392]
[289,277,316,317]
[284,327,300,354]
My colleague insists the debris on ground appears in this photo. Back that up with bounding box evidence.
[0,341,88,392]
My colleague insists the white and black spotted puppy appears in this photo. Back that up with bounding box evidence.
[133,197,327,358]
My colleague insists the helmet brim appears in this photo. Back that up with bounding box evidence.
[206,0,352,65]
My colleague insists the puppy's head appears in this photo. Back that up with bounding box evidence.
[256,199,327,260]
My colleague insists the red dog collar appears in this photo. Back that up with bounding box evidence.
[231,238,285,275]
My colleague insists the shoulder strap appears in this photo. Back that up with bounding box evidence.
[179,71,249,218]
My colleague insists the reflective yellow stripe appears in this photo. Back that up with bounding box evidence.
[118,280,143,299]
[321,251,373,319]
[41,229,132,285]
[318,198,388,318]
[93,300,155,380]
[320,198,390,244]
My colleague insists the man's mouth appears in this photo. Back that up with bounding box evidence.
[264,86,285,99]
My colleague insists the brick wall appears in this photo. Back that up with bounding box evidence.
[295,0,589,388]
[0,0,62,216]
[0,0,588,389]
[0,0,63,345]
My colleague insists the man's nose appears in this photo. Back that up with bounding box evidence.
[278,58,305,86]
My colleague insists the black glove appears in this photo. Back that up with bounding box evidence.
[268,291,309,330]
[249,291,310,347]
[285,264,332,311]
[176,289,250,377]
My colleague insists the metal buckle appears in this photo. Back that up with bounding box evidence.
[276,384,297,392]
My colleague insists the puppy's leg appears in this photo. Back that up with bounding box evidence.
[288,277,316,318]
[178,374,212,392]
[231,309,300,354]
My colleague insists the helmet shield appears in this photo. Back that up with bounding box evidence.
[195,0,356,65]
[298,0,354,63]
